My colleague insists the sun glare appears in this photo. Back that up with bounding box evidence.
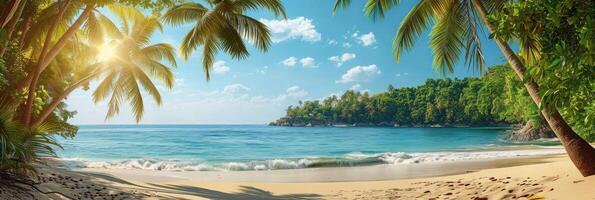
[97,41,116,62]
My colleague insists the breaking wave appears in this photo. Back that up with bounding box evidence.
[61,148,564,172]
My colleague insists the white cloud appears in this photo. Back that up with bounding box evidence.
[65,83,310,124]
[342,42,352,48]
[299,57,317,68]
[336,64,381,83]
[281,57,297,66]
[286,86,308,98]
[260,17,321,43]
[174,78,185,86]
[328,39,338,45]
[213,60,230,75]
[358,32,377,46]
[223,84,251,94]
[258,66,268,74]
[349,84,370,93]
[328,53,356,67]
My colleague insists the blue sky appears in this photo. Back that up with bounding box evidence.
[67,0,507,124]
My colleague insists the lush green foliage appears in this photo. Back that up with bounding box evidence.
[0,99,62,175]
[490,0,595,141]
[275,65,538,127]
[0,0,179,174]
[0,0,285,175]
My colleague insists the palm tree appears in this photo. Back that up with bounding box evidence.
[333,0,595,176]
[0,98,61,175]
[32,6,177,126]
[162,0,286,80]
[20,0,97,127]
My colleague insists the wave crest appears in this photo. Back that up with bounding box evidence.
[62,148,564,171]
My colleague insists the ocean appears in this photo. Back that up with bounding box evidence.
[56,125,563,171]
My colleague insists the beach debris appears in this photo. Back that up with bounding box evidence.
[572,180,584,183]
[528,195,545,199]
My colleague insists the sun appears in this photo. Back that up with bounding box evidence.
[97,41,116,62]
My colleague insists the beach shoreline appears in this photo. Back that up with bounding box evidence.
[76,154,564,183]
[7,153,593,199]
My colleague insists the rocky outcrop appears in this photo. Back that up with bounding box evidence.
[505,122,557,141]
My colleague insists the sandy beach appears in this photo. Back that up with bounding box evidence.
[4,154,592,200]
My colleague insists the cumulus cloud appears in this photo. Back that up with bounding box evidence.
[286,86,308,98]
[336,64,381,83]
[358,32,377,46]
[299,57,317,68]
[328,53,356,67]
[213,60,230,74]
[281,57,297,66]
[260,17,321,43]
[223,84,251,94]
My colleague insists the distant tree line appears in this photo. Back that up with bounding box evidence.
[272,65,539,127]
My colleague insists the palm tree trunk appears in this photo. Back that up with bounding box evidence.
[472,0,595,177]
[0,0,26,57]
[22,0,71,126]
[0,0,22,28]
[41,4,95,70]
[22,2,95,126]
[32,69,101,127]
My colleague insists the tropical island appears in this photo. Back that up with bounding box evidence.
[271,65,530,128]
[0,0,594,199]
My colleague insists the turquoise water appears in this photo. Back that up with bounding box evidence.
[56,125,562,171]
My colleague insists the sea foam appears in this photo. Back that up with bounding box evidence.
[61,148,564,172]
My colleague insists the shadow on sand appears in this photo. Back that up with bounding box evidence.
[85,171,321,200]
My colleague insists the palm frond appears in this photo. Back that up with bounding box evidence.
[201,35,219,81]
[217,23,249,60]
[332,0,351,15]
[105,75,124,120]
[132,66,162,105]
[228,14,271,52]
[84,13,103,45]
[92,71,117,103]
[162,2,208,26]
[518,34,541,65]
[106,4,143,34]
[139,60,175,89]
[461,1,486,73]
[131,16,162,46]
[233,0,286,18]
[429,1,465,74]
[97,13,124,39]
[141,43,178,67]
[179,11,225,60]
[121,69,144,123]
[364,0,400,20]
[393,0,438,62]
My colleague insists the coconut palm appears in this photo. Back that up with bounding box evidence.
[332,0,595,176]
[162,0,285,80]
[0,98,61,175]
[32,6,177,125]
